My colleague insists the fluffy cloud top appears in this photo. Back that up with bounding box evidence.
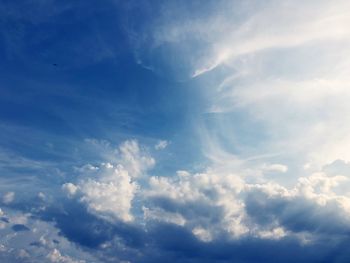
[57,140,350,262]
[63,140,155,223]
[61,140,350,250]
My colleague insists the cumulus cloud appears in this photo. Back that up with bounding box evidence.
[78,165,138,222]
[141,161,350,247]
[62,183,78,198]
[57,139,350,255]
[63,140,155,223]
[3,138,350,262]
[118,140,155,178]
[145,169,247,238]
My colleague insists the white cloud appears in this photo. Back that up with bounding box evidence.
[74,164,99,173]
[142,160,350,242]
[118,140,155,178]
[262,163,288,173]
[196,2,350,169]
[154,140,168,150]
[129,1,350,79]
[79,165,137,222]
[2,192,15,204]
[62,183,78,197]
[47,248,84,263]
[128,0,350,171]
[192,227,213,242]
[257,227,287,240]
[63,140,154,223]
[38,192,46,201]
[142,206,186,226]
[146,169,248,239]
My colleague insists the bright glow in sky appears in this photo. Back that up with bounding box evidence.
[1,1,350,262]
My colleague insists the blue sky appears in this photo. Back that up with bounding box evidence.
[1,0,350,262]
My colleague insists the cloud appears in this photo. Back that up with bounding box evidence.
[0,208,95,263]
[47,248,85,263]
[63,140,155,223]
[191,1,350,77]
[124,0,350,171]
[143,206,186,226]
[62,183,78,198]
[145,169,247,238]
[4,139,350,262]
[78,165,138,222]
[124,0,350,79]
[192,1,350,168]
[2,192,15,204]
[143,160,350,247]
[118,140,155,178]
[262,163,288,173]
[53,138,350,262]
[155,140,168,150]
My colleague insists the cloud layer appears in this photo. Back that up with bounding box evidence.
[55,140,350,262]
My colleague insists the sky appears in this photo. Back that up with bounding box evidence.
[1,0,350,262]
